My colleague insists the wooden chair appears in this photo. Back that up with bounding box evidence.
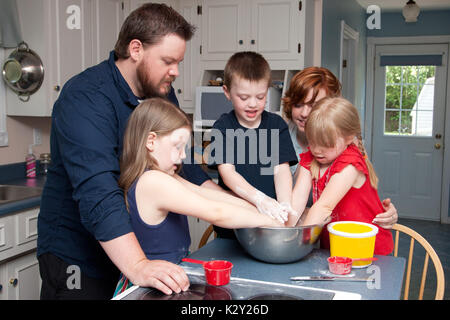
[198,224,216,249]
[392,223,445,300]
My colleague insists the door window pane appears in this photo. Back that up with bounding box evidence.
[401,85,418,109]
[384,65,435,137]
[385,110,399,134]
[385,85,400,109]
[400,110,413,134]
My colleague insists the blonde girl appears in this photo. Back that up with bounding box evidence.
[114,97,281,296]
[290,97,393,255]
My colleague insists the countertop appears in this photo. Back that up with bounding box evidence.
[183,238,406,300]
[0,176,46,216]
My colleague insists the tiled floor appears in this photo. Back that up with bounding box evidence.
[394,218,450,300]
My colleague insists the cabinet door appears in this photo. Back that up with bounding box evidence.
[201,0,248,61]
[128,0,177,12]
[91,0,126,65]
[49,0,94,103]
[6,252,40,300]
[250,0,303,61]
[172,0,201,113]
[0,264,6,300]
[6,0,54,116]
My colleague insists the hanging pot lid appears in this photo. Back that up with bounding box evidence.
[2,41,44,102]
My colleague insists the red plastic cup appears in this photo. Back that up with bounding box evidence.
[327,256,353,275]
[203,260,233,286]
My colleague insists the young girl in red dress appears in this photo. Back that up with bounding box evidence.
[290,97,393,255]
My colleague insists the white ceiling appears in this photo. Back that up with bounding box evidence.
[356,0,450,11]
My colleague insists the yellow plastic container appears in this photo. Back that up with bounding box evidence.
[327,221,378,268]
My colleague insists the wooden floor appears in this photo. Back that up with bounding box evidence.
[395,218,450,300]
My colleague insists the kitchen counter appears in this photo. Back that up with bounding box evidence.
[0,176,46,216]
[183,238,406,300]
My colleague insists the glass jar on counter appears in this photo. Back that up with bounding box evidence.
[38,153,51,175]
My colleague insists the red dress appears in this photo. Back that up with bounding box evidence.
[299,144,393,255]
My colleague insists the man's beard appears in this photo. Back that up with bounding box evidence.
[136,60,174,99]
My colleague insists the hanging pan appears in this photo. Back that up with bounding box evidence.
[2,41,44,102]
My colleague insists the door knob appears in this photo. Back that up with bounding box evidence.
[9,278,18,287]
[435,143,441,149]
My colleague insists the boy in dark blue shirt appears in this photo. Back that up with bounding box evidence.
[208,52,298,238]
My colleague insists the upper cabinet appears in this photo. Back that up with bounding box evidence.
[5,0,321,116]
[200,0,307,69]
[6,0,125,117]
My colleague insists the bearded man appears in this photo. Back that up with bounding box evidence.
[37,3,218,300]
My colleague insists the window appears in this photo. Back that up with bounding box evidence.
[384,65,435,137]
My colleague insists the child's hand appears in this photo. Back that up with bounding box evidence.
[253,191,288,223]
[279,202,299,218]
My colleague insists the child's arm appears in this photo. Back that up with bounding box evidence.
[274,162,298,222]
[139,170,283,229]
[274,163,293,204]
[300,164,360,226]
[218,163,288,222]
[174,174,255,211]
[289,166,312,227]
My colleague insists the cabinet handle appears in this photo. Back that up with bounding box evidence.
[239,40,243,45]
[251,39,255,45]
[9,278,18,287]
[0,284,2,292]
[54,85,61,92]
[177,89,182,94]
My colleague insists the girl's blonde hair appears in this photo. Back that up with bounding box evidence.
[119,98,191,208]
[305,97,379,189]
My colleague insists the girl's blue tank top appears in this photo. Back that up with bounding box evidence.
[127,177,191,264]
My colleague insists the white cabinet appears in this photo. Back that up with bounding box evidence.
[200,0,247,61]
[200,0,306,68]
[172,0,202,114]
[0,208,40,300]
[6,0,125,117]
[4,252,40,300]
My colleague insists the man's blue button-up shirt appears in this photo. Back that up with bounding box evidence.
[37,51,210,279]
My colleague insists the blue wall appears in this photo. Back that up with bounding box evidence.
[367,10,450,37]
[321,0,367,119]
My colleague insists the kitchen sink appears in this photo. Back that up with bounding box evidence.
[0,185,43,204]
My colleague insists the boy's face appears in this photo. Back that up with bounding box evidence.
[223,77,268,128]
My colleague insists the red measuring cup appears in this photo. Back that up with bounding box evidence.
[327,256,378,275]
[182,258,233,286]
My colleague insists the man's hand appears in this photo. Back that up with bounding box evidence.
[100,233,189,295]
[131,259,190,295]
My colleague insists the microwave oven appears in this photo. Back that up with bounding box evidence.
[193,86,282,131]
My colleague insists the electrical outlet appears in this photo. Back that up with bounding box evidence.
[33,128,42,145]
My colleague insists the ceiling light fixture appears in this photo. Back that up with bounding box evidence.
[402,0,420,23]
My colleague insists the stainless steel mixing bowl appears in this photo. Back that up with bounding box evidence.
[234,224,324,264]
